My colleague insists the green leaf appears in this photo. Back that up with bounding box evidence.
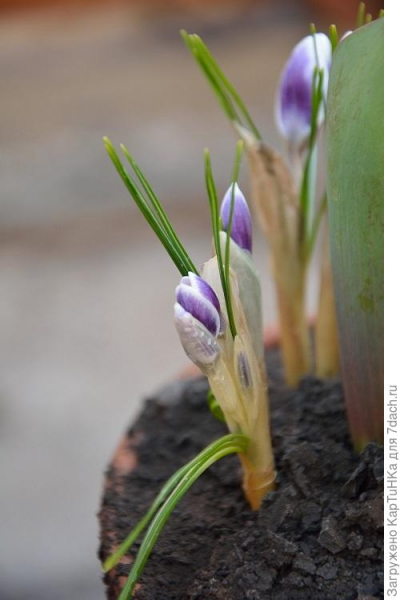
[356,2,366,28]
[329,24,338,52]
[116,434,248,600]
[207,390,225,422]
[305,194,327,261]
[181,30,262,140]
[326,17,383,448]
[103,433,244,573]
[102,462,191,573]
[299,65,324,244]
[103,138,198,276]
[120,145,198,275]
[205,148,238,338]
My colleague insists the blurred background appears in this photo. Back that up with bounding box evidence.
[0,1,380,598]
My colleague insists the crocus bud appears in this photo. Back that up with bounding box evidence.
[276,33,332,145]
[220,184,253,253]
[174,273,221,368]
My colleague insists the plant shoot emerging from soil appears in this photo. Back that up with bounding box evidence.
[103,139,275,597]
[100,5,383,595]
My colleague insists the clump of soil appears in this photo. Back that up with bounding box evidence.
[99,350,383,600]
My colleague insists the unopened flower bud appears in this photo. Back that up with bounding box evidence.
[276,33,332,145]
[220,184,253,253]
[174,273,221,368]
[176,272,221,336]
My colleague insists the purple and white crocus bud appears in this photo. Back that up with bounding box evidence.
[220,184,252,253]
[275,33,332,146]
[174,272,222,368]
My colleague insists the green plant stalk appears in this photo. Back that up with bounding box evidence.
[202,151,276,508]
[238,129,314,387]
[205,330,276,510]
[315,218,340,378]
[118,435,248,600]
[326,18,383,449]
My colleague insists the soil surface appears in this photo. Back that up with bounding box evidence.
[99,350,383,600]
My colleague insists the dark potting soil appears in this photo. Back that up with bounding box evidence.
[99,349,383,600]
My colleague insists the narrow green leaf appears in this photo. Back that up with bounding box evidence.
[194,35,261,140]
[103,463,190,573]
[205,149,237,338]
[181,30,262,140]
[224,140,244,336]
[304,194,327,262]
[103,138,196,276]
[120,145,198,275]
[104,433,245,573]
[309,22,317,39]
[118,434,248,600]
[207,390,225,423]
[356,2,366,28]
[299,66,324,242]
[329,24,339,52]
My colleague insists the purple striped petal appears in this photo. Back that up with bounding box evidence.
[276,33,332,144]
[174,303,220,367]
[220,184,253,253]
[176,282,220,337]
[187,272,221,313]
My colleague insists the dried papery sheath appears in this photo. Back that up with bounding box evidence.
[275,33,331,145]
[221,184,253,253]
